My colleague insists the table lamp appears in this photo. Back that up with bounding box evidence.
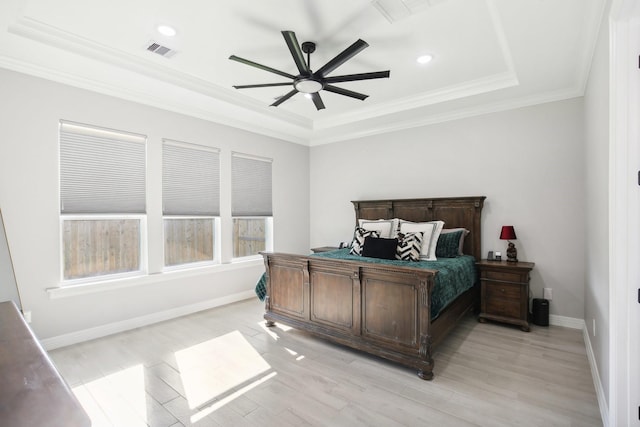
[500,225,518,262]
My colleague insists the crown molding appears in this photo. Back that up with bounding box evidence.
[313,70,519,130]
[314,0,518,131]
[1,52,584,148]
[8,16,313,131]
[7,13,521,137]
[308,85,585,146]
[0,55,311,145]
[2,3,597,148]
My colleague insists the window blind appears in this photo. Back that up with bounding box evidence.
[59,121,146,214]
[231,153,272,216]
[163,140,220,216]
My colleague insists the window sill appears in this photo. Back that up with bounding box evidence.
[47,258,263,299]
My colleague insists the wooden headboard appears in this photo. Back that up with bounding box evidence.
[352,196,486,261]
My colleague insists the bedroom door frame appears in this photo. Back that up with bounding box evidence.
[609,0,640,425]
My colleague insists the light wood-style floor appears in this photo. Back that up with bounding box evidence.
[49,299,602,427]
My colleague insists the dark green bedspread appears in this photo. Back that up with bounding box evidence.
[255,249,477,320]
[255,273,267,301]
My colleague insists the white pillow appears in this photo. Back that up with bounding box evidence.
[358,218,399,238]
[399,220,444,260]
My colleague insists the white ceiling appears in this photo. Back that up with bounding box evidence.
[0,0,605,145]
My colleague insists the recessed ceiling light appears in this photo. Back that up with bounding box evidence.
[417,54,433,64]
[157,25,177,37]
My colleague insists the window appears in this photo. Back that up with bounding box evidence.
[62,217,142,280]
[231,153,273,258]
[162,140,220,268]
[59,121,146,282]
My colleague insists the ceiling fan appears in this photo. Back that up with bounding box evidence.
[229,31,390,110]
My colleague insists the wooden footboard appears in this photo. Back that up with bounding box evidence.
[262,252,440,379]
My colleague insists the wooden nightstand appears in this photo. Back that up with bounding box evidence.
[476,260,535,332]
[311,246,340,253]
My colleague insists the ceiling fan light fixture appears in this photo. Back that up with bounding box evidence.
[157,25,177,37]
[417,54,433,64]
[294,78,323,94]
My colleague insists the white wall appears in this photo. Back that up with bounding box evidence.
[0,211,20,308]
[310,98,586,319]
[0,68,310,342]
[583,1,610,406]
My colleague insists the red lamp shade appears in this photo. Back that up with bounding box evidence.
[500,225,517,240]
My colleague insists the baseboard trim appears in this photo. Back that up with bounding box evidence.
[40,290,256,350]
[583,326,609,427]
[549,314,584,329]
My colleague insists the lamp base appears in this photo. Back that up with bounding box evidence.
[506,242,518,263]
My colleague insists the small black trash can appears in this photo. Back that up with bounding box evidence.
[532,298,549,326]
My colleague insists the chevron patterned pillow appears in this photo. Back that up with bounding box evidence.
[396,231,424,261]
[349,227,381,256]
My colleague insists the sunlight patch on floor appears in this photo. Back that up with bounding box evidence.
[284,346,305,361]
[174,330,271,410]
[73,364,147,427]
[259,320,292,341]
[191,371,277,423]
[71,330,277,426]
[259,321,307,362]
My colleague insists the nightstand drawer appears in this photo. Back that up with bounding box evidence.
[484,282,522,300]
[482,269,526,283]
[485,298,521,318]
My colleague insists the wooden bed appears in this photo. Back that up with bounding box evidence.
[261,196,486,380]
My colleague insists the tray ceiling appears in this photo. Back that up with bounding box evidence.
[0,0,605,145]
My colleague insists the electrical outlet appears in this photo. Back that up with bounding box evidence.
[543,287,553,300]
[23,310,32,323]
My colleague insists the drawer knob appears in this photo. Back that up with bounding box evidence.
[501,288,505,293]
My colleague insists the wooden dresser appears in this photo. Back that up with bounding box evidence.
[0,301,91,427]
[476,260,535,331]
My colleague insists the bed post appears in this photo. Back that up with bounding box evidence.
[262,254,275,327]
[417,274,434,380]
[472,199,484,261]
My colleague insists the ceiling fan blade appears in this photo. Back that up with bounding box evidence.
[281,31,310,75]
[323,85,368,100]
[310,92,325,110]
[270,89,298,107]
[233,82,293,89]
[323,70,390,84]
[315,39,369,77]
[229,55,296,79]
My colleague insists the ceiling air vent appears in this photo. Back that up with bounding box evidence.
[145,41,177,58]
